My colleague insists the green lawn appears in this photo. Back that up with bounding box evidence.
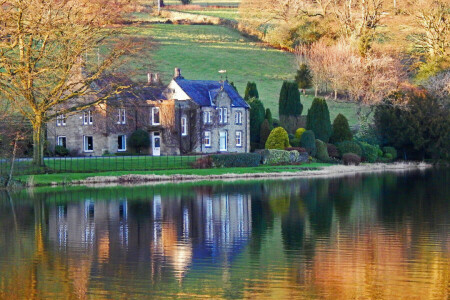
[117,24,362,124]
[179,8,240,20]
[15,163,331,186]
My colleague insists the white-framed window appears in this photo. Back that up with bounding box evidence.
[218,108,223,123]
[223,108,228,123]
[152,107,160,125]
[83,136,93,152]
[56,114,66,126]
[235,131,242,147]
[57,136,66,148]
[203,131,211,147]
[83,111,93,125]
[203,111,211,124]
[235,111,242,125]
[118,135,126,151]
[181,116,188,136]
[117,109,126,124]
[219,131,228,151]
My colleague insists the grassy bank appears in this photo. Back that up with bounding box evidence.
[15,163,331,186]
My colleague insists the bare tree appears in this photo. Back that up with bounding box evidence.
[0,0,133,166]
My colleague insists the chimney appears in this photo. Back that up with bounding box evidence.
[174,67,181,78]
[154,73,159,84]
[147,73,153,85]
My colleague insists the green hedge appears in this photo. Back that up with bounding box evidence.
[259,149,308,165]
[359,142,380,163]
[211,153,262,168]
[337,141,362,157]
[55,145,69,157]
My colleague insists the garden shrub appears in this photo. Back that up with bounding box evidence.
[191,156,213,169]
[265,127,290,150]
[129,129,150,153]
[249,98,266,144]
[259,149,308,165]
[288,133,295,140]
[342,153,361,165]
[210,153,262,168]
[315,139,329,162]
[359,142,380,163]
[327,144,339,158]
[260,119,272,148]
[285,147,307,153]
[55,145,69,157]
[295,128,306,139]
[288,137,301,147]
[306,98,332,142]
[330,113,352,143]
[300,130,316,156]
[383,147,398,160]
[337,141,362,157]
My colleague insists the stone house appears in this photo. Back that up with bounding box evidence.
[47,68,250,156]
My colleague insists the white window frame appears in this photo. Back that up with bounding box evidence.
[219,108,223,123]
[56,114,66,126]
[152,107,160,125]
[181,116,188,136]
[236,131,242,147]
[83,136,94,152]
[117,108,126,125]
[83,111,93,125]
[56,136,66,147]
[203,111,211,124]
[235,111,242,125]
[223,108,228,123]
[118,135,126,152]
[204,131,211,147]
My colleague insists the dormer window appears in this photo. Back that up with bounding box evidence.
[152,107,160,125]
[219,107,228,124]
[117,109,126,124]
[56,114,66,126]
[235,111,242,125]
[83,111,93,125]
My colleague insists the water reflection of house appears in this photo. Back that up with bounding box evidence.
[47,190,252,283]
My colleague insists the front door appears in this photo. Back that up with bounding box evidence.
[152,132,161,156]
[219,131,227,152]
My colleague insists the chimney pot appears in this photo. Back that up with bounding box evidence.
[174,67,181,78]
[154,73,159,83]
[147,73,153,84]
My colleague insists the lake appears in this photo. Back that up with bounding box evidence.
[0,168,448,299]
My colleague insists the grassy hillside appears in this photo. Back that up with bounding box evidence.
[119,24,362,124]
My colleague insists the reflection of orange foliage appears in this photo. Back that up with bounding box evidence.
[310,227,449,300]
[161,223,192,281]
[68,257,93,300]
[97,234,110,263]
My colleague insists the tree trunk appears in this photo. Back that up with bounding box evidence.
[334,90,337,100]
[32,118,45,167]
[315,86,318,97]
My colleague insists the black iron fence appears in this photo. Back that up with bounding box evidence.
[0,154,207,176]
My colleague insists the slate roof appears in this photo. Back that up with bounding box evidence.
[174,78,249,108]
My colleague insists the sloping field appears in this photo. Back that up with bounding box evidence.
[120,24,362,124]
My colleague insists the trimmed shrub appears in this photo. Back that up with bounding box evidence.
[265,127,290,150]
[315,139,329,161]
[211,153,262,168]
[279,81,303,117]
[259,149,308,165]
[306,98,332,142]
[330,113,353,143]
[359,142,380,163]
[129,129,150,153]
[289,137,301,147]
[300,130,316,156]
[295,128,306,139]
[249,98,266,144]
[260,119,272,148]
[337,141,362,157]
[244,82,259,101]
[327,144,339,158]
[383,147,398,160]
[295,63,312,93]
[55,145,69,157]
[191,156,213,169]
[285,147,307,153]
[343,153,361,165]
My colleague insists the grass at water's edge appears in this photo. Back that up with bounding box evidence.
[14,163,332,186]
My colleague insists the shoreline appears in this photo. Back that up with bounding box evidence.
[38,162,432,187]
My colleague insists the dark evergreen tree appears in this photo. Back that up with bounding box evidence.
[295,64,312,94]
[260,119,272,148]
[229,81,238,92]
[306,98,332,142]
[279,81,302,116]
[129,129,150,153]
[300,130,316,156]
[249,98,266,145]
[330,113,353,144]
[244,82,259,101]
[265,108,273,129]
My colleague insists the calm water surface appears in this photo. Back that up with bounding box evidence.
[0,168,449,299]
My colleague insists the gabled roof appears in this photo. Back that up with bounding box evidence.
[174,78,249,108]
